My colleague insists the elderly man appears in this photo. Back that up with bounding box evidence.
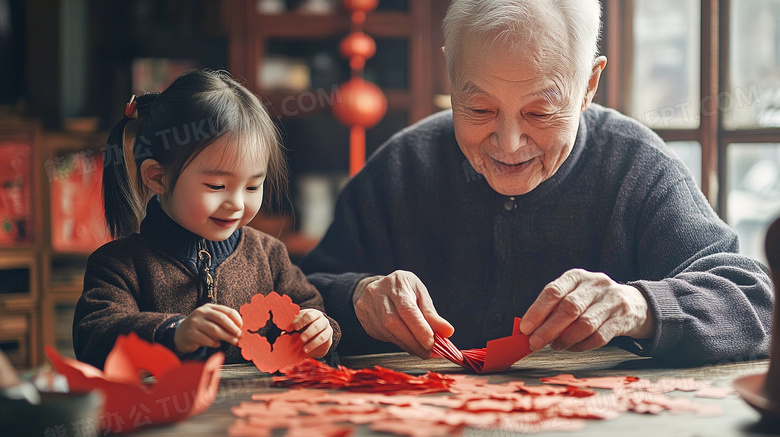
[299,0,773,365]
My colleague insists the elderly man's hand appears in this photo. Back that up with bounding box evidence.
[519,269,655,352]
[353,270,454,358]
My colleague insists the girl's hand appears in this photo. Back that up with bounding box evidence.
[174,304,243,355]
[292,309,333,358]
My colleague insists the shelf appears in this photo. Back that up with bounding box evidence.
[0,299,35,312]
[48,252,88,293]
[0,252,39,308]
[251,12,412,38]
[0,309,36,368]
[49,283,84,296]
[41,292,79,362]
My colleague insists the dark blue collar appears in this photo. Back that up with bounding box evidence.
[139,197,240,275]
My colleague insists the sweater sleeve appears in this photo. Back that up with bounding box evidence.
[626,175,773,365]
[73,247,183,370]
[267,238,343,353]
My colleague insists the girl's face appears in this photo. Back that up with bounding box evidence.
[159,137,268,241]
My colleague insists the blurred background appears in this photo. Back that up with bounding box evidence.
[0,0,779,369]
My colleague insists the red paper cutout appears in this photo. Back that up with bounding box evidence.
[541,374,640,389]
[46,333,223,434]
[237,292,308,373]
[694,385,735,399]
[370,419,462,437]
[102,334,181,385]
[433,317,533,373]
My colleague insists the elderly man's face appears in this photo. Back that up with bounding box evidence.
[451,35,601,196]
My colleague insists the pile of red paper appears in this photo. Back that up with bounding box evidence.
[433,317,533,373]
[273,358,455,395]
[232,368,729,437]
[232,314,732,436]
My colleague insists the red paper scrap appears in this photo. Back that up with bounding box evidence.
[237,292,308,373]
[620,390,724,416]
[626,376,708,393]
[433,317,533,373]
[541,374,640,389]
[46,333,223,434]
[693,385,735,399]
[370,419,463,437]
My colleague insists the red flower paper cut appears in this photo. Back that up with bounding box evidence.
[237,292,308,373]
[46,333,223,434]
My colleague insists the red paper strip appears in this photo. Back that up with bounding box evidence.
[541,374,640,389]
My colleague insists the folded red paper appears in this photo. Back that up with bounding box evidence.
[46,333,223,434]
[433,317,533,373]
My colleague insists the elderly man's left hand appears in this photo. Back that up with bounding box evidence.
[519,269,655,352]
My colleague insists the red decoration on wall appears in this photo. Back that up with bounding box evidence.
[0,142,33,246]
[333,0,387,176]
[49,150,111,253]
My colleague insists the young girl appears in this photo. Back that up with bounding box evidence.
[73,70,339,369]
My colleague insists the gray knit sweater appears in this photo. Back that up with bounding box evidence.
[299,104,773,365]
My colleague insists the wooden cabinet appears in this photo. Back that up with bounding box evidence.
[0,120,107,367]
[38,131,109,362]
[0,118,43,368]
[0,254,40,368]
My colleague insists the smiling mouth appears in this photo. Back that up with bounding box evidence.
[211,217,239,228]
[491,157,534,174]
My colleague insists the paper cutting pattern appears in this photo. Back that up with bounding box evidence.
[237,292,308,373]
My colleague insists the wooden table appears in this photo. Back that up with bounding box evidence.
[133,347,777,436]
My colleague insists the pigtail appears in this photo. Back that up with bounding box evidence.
[102,93,159,238]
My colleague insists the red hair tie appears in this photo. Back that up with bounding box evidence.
[124,95,138,119]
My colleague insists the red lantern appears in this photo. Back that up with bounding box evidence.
[336,0,385,175]
[343,0,379,13]
[339,32,376,61]
[332,78,387,175]
[332,78,387,128]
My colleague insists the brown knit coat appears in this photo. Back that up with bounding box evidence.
[73,227,340,369]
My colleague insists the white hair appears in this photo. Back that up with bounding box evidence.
[443,0,602,89]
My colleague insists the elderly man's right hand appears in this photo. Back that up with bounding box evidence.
[353,270,454,358]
